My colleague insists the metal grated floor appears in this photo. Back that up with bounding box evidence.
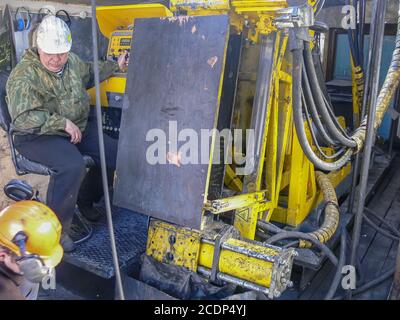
[64,205,149,279]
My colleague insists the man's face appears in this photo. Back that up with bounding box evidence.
[38,48,69,73]
[0,247,21,274]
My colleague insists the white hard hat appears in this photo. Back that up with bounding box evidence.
[36,15,72,54]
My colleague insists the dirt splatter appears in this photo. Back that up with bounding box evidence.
[167,16,191,27]
[166,151,182,167]
[207,56,218,68]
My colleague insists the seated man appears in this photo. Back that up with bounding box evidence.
[0,200,63,300]
[6,16,128,252]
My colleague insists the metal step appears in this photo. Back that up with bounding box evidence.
[64,205,148,279]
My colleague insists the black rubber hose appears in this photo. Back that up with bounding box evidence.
[325,227,347,300]
[303,45,357,148]
[312,48,333,107]
[323,93,352,138]
[303,91,346,159]
[305,46,353,139]
[363,214,400,241]
[257,220,284,234]
[265,231,339,266]
[333,267,395,299]
[293,49,353,171]
[302,66,337,146]
[364,207,400,237]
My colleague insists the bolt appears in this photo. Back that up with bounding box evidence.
[169,235,176,245]
[166,252,174,262]
[274,290,281,298]
[79,11,88,19]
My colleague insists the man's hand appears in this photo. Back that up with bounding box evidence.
[117,50,129,72]
[65,119,82,144]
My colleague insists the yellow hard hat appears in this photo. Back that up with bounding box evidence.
[0,200,63,268]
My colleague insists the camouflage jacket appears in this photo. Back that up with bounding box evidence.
[6,48,119,136]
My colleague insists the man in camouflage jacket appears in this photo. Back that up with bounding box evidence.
[6,16,128,252]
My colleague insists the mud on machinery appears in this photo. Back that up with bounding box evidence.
[6,0,400,299]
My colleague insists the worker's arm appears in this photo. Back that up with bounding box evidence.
[76,54,120,89]
[6,79,67,134]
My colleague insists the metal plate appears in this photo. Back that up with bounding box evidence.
[113,15,229,229]
[64,206,148,279]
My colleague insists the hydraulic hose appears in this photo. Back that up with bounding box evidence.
[352,14,400,152]
[294,2,400,171]
[292,45,353,171]
[333,267,395,299]
[298,171,340,248]
[302,66,337,146]
[303,45,357,148]
[363,214,400,242]
[303,92,346,159]
[364,207,400,237]
[265,231,339,266]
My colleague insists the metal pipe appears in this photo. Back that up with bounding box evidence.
[349,0,387,300]
[90,0,125,300]
[348,0,381,215]
[325,226,347,300]
[358,0,366,65]
[197,266,271,296]
[388,89,400,157]
[244,33,277,188]
[221,241,278,263]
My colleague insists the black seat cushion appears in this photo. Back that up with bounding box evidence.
[15,154,53,176]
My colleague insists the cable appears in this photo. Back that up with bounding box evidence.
[303,91,346,160]
[302,65,338,146]
[334,267,395,299]
[292,46,353,171]
[90,0,125,300]
[265,231,339,266]
[364,207,400,237]
[303,46,357,148]
[362,214,400,242]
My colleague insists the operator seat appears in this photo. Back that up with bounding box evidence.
[0,69,93,244]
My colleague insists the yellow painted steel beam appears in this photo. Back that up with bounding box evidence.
[204,191,269,214]
[224,164,243,192]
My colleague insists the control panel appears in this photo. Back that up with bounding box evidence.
[107,30,133,62]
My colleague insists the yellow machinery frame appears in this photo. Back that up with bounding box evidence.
[92,0,351,297]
